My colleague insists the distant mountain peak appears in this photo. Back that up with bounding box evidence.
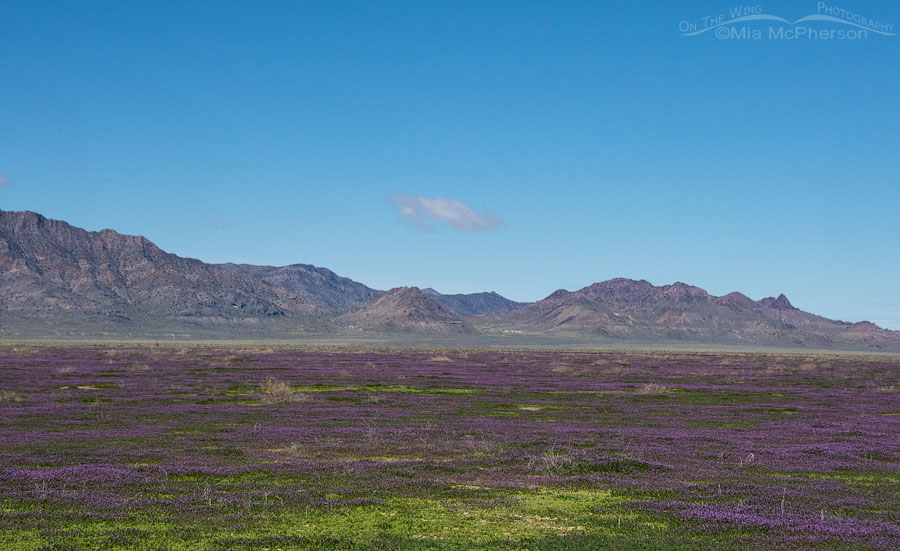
[422,288,523,316]
[658,282,710,302]
[760,293,797,310]
[340,286,470,333]
[386,286,423,297]
[717,291,755,309]
[494,278,898,349]
[220,262,381,314]
[774,293,795,309]
[0,208,319,324]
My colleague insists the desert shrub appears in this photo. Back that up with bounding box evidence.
[526,448,575,475]
[260,376,310,404]
[0,390,26,403]
[128,363,151,373]
[636,383,671,395]
[275,442,308,458]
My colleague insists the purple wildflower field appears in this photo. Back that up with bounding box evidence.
[0,344,898,550]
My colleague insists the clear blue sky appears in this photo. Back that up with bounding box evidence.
[1,1,898,328]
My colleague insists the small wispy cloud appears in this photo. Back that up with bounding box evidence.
[390,193,503,233]
[0,171,9,188]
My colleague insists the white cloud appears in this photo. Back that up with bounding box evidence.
[390,193,503,233]
[0,171,9,188]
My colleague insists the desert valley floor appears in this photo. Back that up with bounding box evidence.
[0,344,898,550]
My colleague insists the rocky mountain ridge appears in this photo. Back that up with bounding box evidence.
[490,278,897,348]
[340,287,471,334]
[421,288,524,316]
[1,209,897,349]
[0,210,315,323]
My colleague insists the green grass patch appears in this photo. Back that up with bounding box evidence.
[1,489,707,551]
[294,384,485,396]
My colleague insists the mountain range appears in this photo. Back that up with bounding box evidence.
[340,287,471,334]
[1,208,897,349]
[0,210,312,322]
[484,278,897,349]
[219,263,381,315]
[421,288,524,316]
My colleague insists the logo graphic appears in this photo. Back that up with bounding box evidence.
[679,3,895,40]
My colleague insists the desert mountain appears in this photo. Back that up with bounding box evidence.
[492,278,900,348]
[421,288,523,316]
[1,209,897,349]
[340,287,471,333]
[220,263,382,314]
[0,209,317,324]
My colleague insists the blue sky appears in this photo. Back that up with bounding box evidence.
[1,1,898,328]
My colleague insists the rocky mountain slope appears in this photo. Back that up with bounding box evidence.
[1,209,897,348]
[340,287,471,334]
[220,263,382,314]
[491,278,900,348]
[421,288,523,316]
[0,210,317,325]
